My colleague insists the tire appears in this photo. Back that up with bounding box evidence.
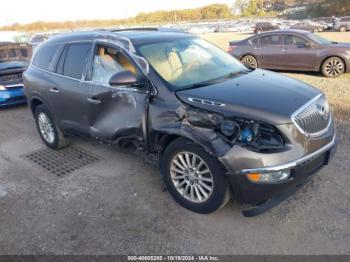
[34,104,70,150]
[241,55,258,69]
[321,57,345,78]
[339,26,347,32]
[160,138,230,214]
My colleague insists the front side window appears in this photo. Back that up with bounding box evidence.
[137,37,246,90]
[307,33,331,45]
[32,44,61,71]
[62,43,91,79]
[250,37,259,45]
[91,45,137,86]
[284,35,307,46]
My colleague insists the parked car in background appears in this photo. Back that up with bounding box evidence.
[30,34,53,49]
[0,43,32,107]
[290,21,326,32]
[24,29,336,216]
[334,16,350,32]
[228,30,350,77]
[312,17,336,31]
[254,22,279,34]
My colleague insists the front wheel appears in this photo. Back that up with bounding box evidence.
[321,57,345,78]
[161,138,230,214]
[34,104,70,150]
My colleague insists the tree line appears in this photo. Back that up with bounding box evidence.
[234,0,350,18]
[0,4,233,32]
[1,1,349,32]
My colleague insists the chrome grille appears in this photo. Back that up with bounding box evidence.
[292,95,331,136]
[0,73,22,82]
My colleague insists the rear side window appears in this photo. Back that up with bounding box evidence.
[341,17,350,22]
[62,43,91,79]
[32,44,61,71]
[259,35,282,45]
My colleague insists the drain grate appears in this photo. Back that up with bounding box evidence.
[23,146,101,176]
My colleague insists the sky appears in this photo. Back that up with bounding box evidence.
[1,0,235,26]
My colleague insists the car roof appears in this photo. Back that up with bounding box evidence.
[43,29,193,46]
[251,29,311,36]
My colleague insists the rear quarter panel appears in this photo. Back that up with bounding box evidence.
[23,67,56,114]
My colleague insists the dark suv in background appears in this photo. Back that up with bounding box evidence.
[254,22,279,34]
[24,29,336,216]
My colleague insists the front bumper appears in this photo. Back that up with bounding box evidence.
[0,88,26,107]
[220,132,337,214]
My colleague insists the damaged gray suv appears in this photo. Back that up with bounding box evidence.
[24,29,337,216]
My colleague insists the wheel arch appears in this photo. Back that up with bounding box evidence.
[30,97,43,115]
[319,55,347,72]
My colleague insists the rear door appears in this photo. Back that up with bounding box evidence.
[84,42,150,141]
[47,42,93,134]
[254,34,284,69]
[280,34,317,70]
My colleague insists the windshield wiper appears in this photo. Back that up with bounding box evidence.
[182,70,248,90]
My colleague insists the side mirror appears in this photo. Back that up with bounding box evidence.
[109,70,138,87]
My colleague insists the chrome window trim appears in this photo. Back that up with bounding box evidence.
[32,65,82,82]
[291,93,332,138]
[237,133,336,175]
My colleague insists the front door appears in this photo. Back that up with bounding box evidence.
[85,43,149,142]
[280,34,317,71]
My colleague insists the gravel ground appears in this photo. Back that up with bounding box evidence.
[0,32,349,255]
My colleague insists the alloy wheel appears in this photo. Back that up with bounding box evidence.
[324,59,344,77]
[170,152,214,203]
[241,56,257,69]
[38,112,55,144]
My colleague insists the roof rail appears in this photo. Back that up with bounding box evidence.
[110,27,187,34]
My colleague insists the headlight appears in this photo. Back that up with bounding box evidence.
[0,85,7,91]
[220,119,284,152]
[246,170,290,183]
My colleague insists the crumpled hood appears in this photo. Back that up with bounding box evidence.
[176,69,321,125]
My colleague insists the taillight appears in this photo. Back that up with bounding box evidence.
[228,45,236,53]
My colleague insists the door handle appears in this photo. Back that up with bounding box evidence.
[87,98,101,105]
[254,47,261,50]
[282,49,289,52]
[49,88,60,93]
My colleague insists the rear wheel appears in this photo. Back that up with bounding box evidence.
[241,55,258,69]
[34,104,70,150]
[161,138,230,214]
[321,57,345,78]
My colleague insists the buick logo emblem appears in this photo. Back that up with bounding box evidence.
[318,104,329,120]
